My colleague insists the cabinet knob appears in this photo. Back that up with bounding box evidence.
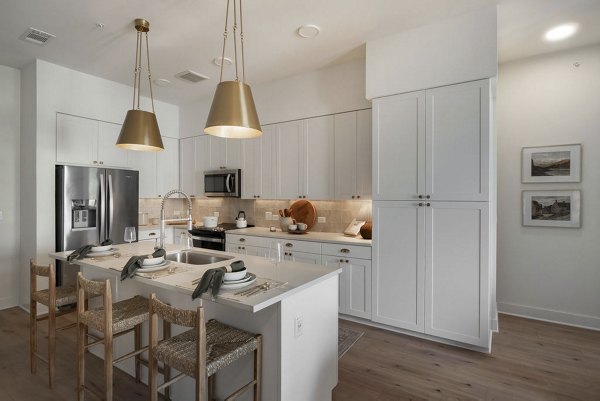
[426,195,431,199]
[352,195,355,199]
[418,195,423,199]
[357,195,361,199]
[285,243,293,248]
[257,195,260,198]
[99,161,104,165]
[340,259,344,263]
[345,259,349,263]
[418,203,424,207]
[426,203,431,207]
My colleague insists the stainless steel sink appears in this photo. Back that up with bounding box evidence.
[166,251,232,265]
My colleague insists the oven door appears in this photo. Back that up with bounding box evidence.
[191,234,225,251]
[204,169,241,197]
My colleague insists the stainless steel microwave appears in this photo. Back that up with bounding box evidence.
[204,169,241,197]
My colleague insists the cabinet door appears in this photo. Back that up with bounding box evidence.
[356,109,372,199]
[157,137,180,197]
[226,138,243,169]
[56,113,98,165]
[425,80,489,201]
[276,121,303,199]
[424,202,489,346]
[128,150,157,198]
[209,136,227,170]
[323,257,346,314]
[98,122,128,167]
[287,251,321,265]
[194,135,211,197]
[180,137,196,196]
[372,201,425,332]
[242,137,260,199]
[259,126,276,199]
[303,115,334,200]
[345,257,372,319]
[334,112,357,200]
[245,245,269,258]
[373,91,425,201]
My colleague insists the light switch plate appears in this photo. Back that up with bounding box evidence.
[318,216,326,223]
[265,212,272,220]
[213,211,219,218]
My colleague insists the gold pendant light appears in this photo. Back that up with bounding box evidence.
[205,0,262,139]
[116,19,164,151]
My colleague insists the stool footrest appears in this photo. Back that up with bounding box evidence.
[32,351,48,364]
[113,345,149,365]
[158,372,186,391]
[224,379,257,401]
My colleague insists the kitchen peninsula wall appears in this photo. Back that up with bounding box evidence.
[139,198,372,233]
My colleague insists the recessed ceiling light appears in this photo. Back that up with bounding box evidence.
[544,24,578,41]
[297,24,320,39]
[213,57,233,67]
[154,78,171,87]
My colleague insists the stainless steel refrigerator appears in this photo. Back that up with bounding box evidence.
[55,165,139,286]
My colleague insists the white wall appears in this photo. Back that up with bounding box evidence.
[497,44,600,329]
[19,59,179,307]
[0,65,20,309]
[180,58,370,137]
[366,6,497,99]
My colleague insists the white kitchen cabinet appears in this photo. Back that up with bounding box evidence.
[57,114,129,168]
[194,135,211,197]
[208,136,242,170]
[334,110,372,200]
[302,115,334,200]
[284,251,321,265]
[324,256,372,319]
[128,147,157,198]
[242,125,275,199]
[179,137,195,196]
[372,201,425,331]
[138,227,174,244]
[276,120,303,199]
[226,244,269,258]
[424,202,490,347]
[157,137,180,197]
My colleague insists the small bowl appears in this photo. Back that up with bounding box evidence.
[91,245,112,252]
[142,256,164,266]
[288,224,298,231]
[224,268,247,281]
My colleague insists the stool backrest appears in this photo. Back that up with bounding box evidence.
[76,272,112,334]
[148,294,206,377]
[30,259,55,304]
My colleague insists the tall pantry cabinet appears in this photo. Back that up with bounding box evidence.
[372,79,495,350]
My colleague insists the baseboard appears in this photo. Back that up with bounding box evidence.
[0,296,18,310]
[497,302,600,331]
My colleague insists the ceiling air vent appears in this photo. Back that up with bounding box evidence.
[19,27,56,46]
[175,70,209,83]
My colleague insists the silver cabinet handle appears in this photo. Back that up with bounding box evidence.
[285,243,293,248]
[239,238,246,242]
[340,248,350,254]
[149,232,156,236]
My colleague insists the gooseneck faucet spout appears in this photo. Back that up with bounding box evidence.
[159,190,193,249]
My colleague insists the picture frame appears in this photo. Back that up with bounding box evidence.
[521,144,581,183]
[522,190,581,228]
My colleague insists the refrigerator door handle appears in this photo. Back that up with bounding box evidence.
[108,173,114,241]
[99,173,106,243]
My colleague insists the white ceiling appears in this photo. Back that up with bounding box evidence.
[1,0,599,105]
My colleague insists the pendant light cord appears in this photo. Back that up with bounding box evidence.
[132,30,141,109]
[233,0,239,81]
[240,0,245,83]
[219,0,231,83]
[145,32,156,113]
[136,30,142,110]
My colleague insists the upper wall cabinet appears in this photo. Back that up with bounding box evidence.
[156,137,180,197]
[128,146,157,198]
[56,113,129,168]
[334,110,372,200]
[373,80,489,202]
[242,125,275,199]
[179,136,195,196]
[208,136,242,171]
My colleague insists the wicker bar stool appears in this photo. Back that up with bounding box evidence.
[148,294,262,401]
[30,259,78,388]
[76,272,150,401]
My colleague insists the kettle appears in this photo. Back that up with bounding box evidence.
[236,211,247,228]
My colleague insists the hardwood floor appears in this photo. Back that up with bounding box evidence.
[1,307,599,400]
[334,315,600,401]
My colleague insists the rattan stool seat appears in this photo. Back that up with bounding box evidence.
[32,286,77,308]
[79,295,149,333]
[154,319,259,377]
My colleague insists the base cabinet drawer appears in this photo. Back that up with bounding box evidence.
[322,243,371,260]
[227,234,270,248]
[226,244,269,258]
[284,251,321,265]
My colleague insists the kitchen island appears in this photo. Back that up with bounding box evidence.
[50,242,341,401]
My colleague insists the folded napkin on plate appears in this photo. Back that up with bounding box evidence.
[120,248,166,281]
[67,239,114,262]
[191,260,245,300]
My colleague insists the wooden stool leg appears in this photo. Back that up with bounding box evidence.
[134,324,141,382]
[105,332,113,401]
[77,322,85,401]
[254,335,262,401]
[208,374,215,401]
[30,300,37,375]
[48,305,56,388]
[163,321,171,401]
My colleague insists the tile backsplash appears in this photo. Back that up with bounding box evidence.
[139,198,372,233]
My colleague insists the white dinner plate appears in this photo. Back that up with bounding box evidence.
[224,268,247,281]
[224,272,254,284]
[220,273,256,290]
[91,245,112,252]
[85,248,119,257]
[142,256,165,266]
[136,261,170,273]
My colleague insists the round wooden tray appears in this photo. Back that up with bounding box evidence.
[289,200,317,231]
[287,230,308,235]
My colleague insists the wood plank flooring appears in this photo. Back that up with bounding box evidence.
[1,307,599,400]
[334,315,600,401]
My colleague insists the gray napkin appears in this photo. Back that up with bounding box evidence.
[191,260,246,300]
[67,239,113,262]
[120,248,166,281]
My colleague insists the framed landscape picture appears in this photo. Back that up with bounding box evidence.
[523,190,581,228]
[522,144,581,183]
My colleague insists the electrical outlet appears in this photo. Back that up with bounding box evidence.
[213,211,220,218]
[294,315,304,338]
[318,216,326,223]
[0,210,3,220]
[265,212,272,220]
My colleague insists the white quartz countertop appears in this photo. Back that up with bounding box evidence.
[138,224,189,230]
[49,242,341,313]
[227,226,372,246]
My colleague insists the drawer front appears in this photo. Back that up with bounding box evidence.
[138,229,160,241]
[322,243,372,260]
[279,239,321,254]
[226,234,270,248]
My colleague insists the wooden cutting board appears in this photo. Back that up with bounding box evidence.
[289,200,317,231]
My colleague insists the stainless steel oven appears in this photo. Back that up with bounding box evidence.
[204,169,241,197]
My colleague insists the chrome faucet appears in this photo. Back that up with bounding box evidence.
[159,190,193,249]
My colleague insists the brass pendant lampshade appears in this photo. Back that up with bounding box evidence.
[205,0,262,139]
[116,19,164,151]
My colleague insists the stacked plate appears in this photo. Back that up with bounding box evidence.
[222,268,256,290]
[86,246,119,257]
[136,256,170,273]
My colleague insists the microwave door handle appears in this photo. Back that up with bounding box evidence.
[225,174,232,193]
[99,173,105,243]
